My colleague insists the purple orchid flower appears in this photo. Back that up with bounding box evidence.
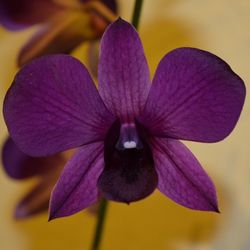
[2,137,70,219]
[3,18,245,220]
[0,0,117,66]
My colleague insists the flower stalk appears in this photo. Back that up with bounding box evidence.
[132,0,144,29]
[91,198,109,250]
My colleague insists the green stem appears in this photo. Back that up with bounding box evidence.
[90,1,145,250]
[132,0,144,29]
[91,199,108,250]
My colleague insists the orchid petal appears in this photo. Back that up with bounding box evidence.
[152,137,218,212]
[4,55,115,157]
[15,160,63,219]
[140,48,245,142]
[15,177,57,219]
[18,11,96,66]
[0,0,62,30]
[49,142,103,220]
[98,18,151,121]
[2,137,63,179]
[98,0,117,13]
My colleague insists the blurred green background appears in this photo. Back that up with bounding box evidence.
[0,0,249,249]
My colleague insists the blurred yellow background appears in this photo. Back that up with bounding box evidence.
[0,0,249,249]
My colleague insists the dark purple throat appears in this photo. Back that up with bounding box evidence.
[97,120,158,203]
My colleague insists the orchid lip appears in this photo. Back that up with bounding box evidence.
[97,120,158,203]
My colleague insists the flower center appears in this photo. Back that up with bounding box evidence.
[97,120,158,203]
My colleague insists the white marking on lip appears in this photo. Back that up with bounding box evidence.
[124,141,137,149]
